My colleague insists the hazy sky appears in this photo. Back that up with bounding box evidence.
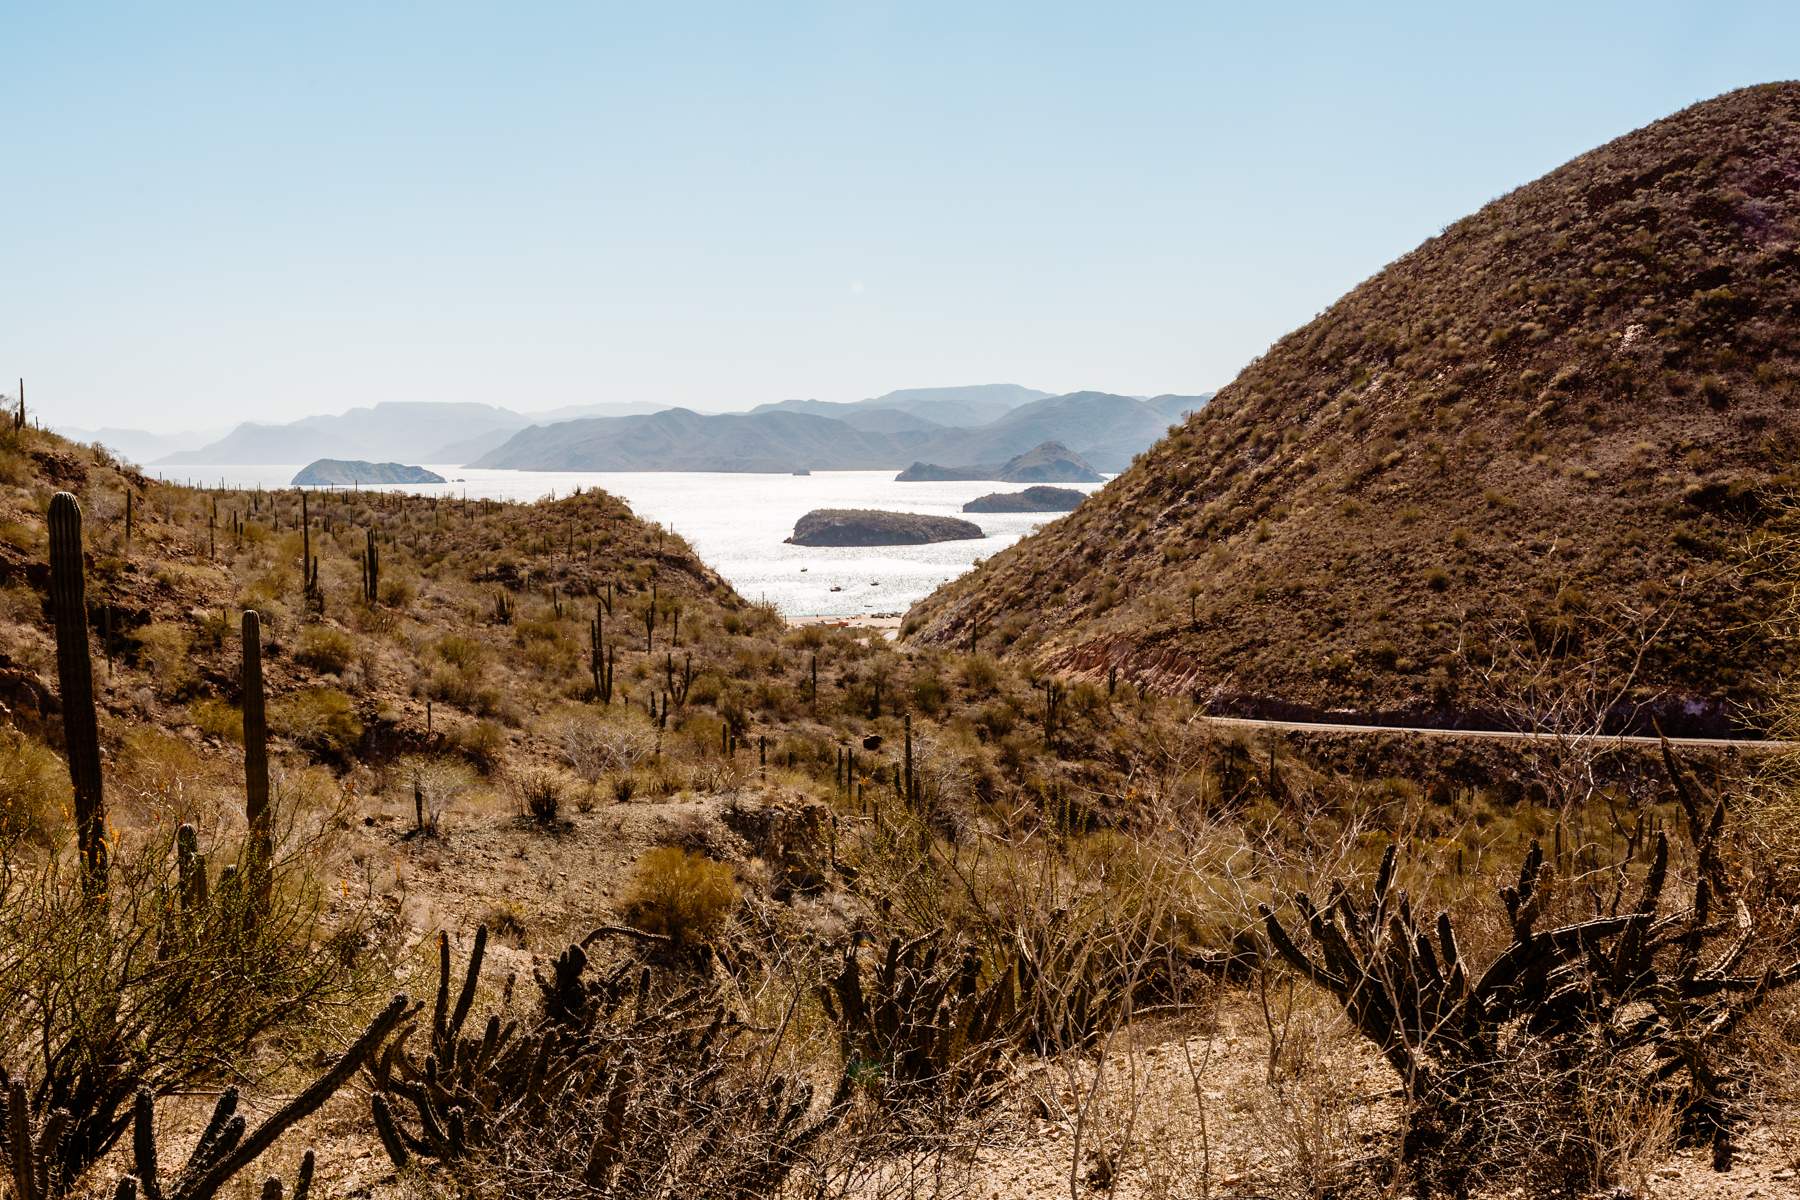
[6,2,1797,431]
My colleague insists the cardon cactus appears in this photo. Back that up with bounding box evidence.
[241,610,272,914]
[362,529,380,604]
[300,492,311,594]
[48,491,107,889]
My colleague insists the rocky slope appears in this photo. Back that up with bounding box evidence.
[906,83,1800,735]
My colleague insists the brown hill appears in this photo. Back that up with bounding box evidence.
[905,83,1800,735]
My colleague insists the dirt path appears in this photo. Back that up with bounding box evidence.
[1201,714,1790,753]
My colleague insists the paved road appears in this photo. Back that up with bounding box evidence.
[1201,714,1791,752]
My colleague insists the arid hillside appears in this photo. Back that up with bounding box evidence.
[906,83,1800,735]
[0,411,1797,1198]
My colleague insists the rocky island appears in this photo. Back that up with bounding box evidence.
[785,509,985,547]
[292,459,447,486]
[961,485,1086,513]
[895,440,1102,484]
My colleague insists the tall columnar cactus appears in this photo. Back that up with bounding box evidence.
[589,608,614,704]
[12,377,22,431]
[903,714,918,807]
[48,492,107,891]
[1042,678,1064,743]
[242,610,272,916]
[300,492,311,595]
[362,529,380,604]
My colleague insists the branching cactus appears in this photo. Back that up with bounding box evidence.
[48,492,107,891]
[1259,751,1800,1190]
[241,611,272,918]
[367,925,844,1191]
[819,929,1019,1110]
[106,995,409,1200]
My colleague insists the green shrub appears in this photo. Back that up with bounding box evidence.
[378,574,417,607]
[296,626,357,675]
[624,847,738,946]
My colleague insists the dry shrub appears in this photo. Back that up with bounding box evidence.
[512,766,566,825]
[454,718,508,773]
[624,846,738,945]
[0,729,70,848]
[270,686,363,758]
[0,821,384,1196]
[134,620,196,696]
[294,624,356,674]
[557,711,656,783]
[187,695,243,743]
[391,755,479,831]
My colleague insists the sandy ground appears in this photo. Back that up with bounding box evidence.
[788,613,904,640]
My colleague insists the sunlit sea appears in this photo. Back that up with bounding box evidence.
[145,465,1103,619]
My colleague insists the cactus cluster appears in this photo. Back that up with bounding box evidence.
[368,926,843,1192]
[1259,748,1800,1186]
[106,995,407,1200]
[819,930,1018,1109]
[1,996,407,1200]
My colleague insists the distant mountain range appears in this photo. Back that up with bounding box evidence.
[153,401,662,465]
[54,425,230,464]
[58,383,1213,475]
[751,384,1053,430]
[474,389,1214,473]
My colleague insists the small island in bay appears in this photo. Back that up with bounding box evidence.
[961,485,1086,513]
[292,459,447,486]
[895,440,1102,484]
[785,509,985,547]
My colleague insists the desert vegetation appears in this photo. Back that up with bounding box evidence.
[0,400,1796,1198]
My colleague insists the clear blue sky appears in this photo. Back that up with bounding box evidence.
[5,2,1796,430]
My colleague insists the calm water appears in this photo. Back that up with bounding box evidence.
[146,465,1102,618]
